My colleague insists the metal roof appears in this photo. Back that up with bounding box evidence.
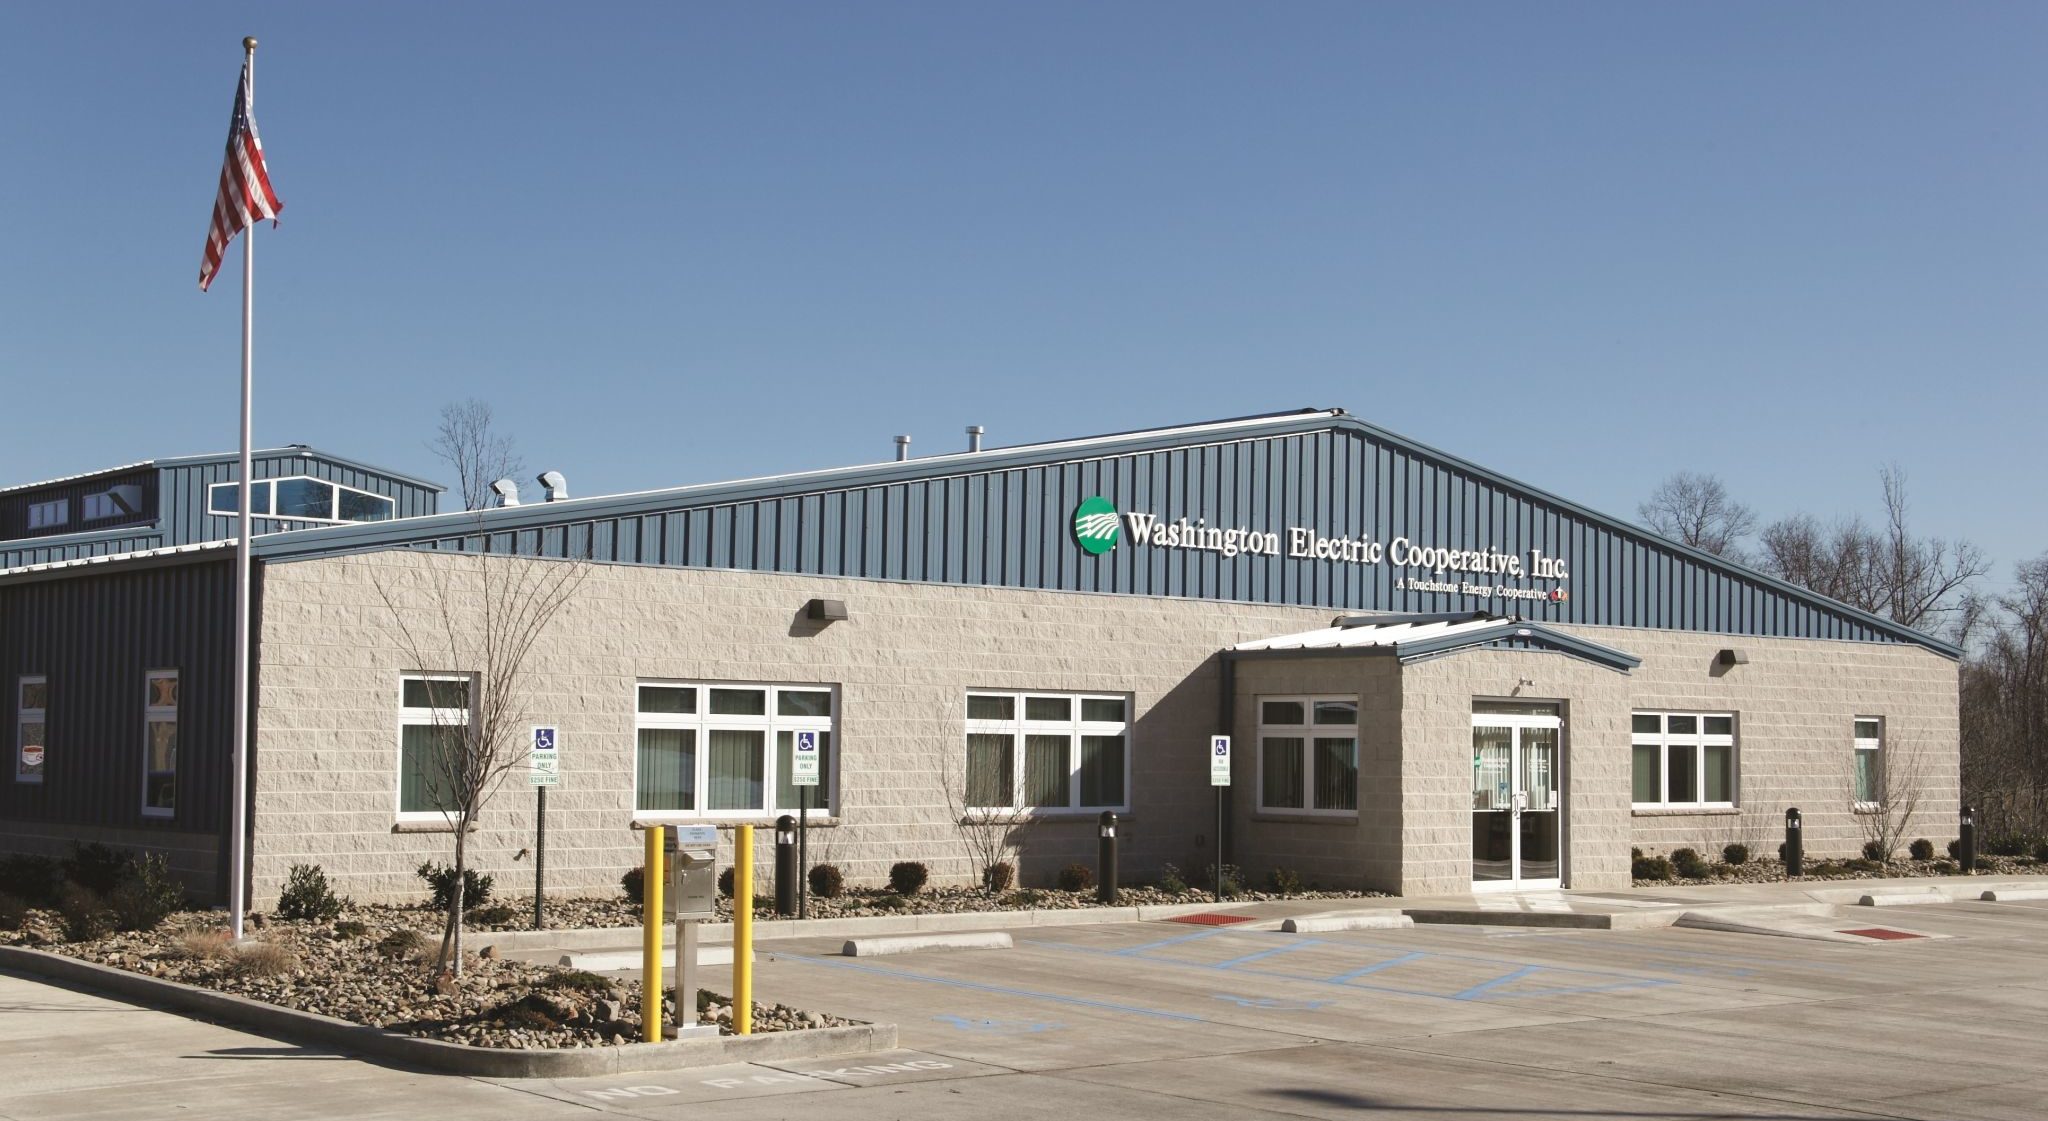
[1231,611,1642,672]
[0,446,447,496]
[0,539,235,582]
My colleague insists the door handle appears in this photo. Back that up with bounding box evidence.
[1511,791,1528,813]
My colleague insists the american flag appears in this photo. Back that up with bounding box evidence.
[198,61,282,292]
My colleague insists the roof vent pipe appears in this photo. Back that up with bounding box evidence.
[895,435,912,461]
[966,425,984,452]
[536,470,568,502]
[489,478,520,507]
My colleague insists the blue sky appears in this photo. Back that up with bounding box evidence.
[3,3,2042,578]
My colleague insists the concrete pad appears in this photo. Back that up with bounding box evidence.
[841,931,1014,956]
[1279,912,1414,933]
[561,945,751,970]
[1856,889,1949,906]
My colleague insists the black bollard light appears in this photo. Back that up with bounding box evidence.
[774,814,797,916]
[1784,807,1803,878]
[1097,811,1119,904]
[1959,804,1976,874]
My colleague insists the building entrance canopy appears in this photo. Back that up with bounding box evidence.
[1229,611,1640,673]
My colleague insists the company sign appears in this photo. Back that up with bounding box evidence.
[1071,496,1571,603]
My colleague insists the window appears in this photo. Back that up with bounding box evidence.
[1853,717,1884,805]
[633,682,835,817]
[964,691,1129,812]
[207,477,395,525]
[27,499,68,530]
[142,671,178,816]
[1631,711,1735,808]
[16,676,45,784]
[82,484,143,521]
[398,674,472,817]
[1258,696,1359,814]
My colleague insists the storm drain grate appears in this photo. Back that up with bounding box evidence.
[1166,913,1255,926]
[1838,928,1925,941]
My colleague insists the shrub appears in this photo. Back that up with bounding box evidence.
[1268,867,1304,896]
[58,883,115,941]
[620,867,644,905]
[1202,863,1244,897]
[1986,834,2038,858]
[377,928,429,959]
[1974,856,1994,872]
[109,853,185,932]
[177,926,234,960]
[1862,840,1888,862]
[2035,841,2048,864]
[415,861,493,911]
[539,969,614,994]
[1631,846,1643,860]
[1631,855,1674,881]
[334,919,369,939]
[233,941,300,978]
[888,861,929,895]
[808,863,844,899]
[1157,863,1189,894]
[1947,839,1962,860]
[275,863,344,923]
[981,862,1014,894]
[718,867,735,898]
[471,903,518,926]
[870,894,908,911]
[1932,860,1959,875]
[1056,863,1095,892]
[1778,841,1787,862]
[1007,889,1047,907]
[1909,838,1935,862]
[64,843,134,896]
[1722,843,1750,866]
[0,854,65,907]
[0,891,27,932]
[1670,848,1708,879]
[1845,858,1882,874]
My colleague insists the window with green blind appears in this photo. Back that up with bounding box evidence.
[1631,711,1737,808]
[963,692,1129,812]
[1258,695,1358,814]
[397,674,470,817]
[633,682,835,817]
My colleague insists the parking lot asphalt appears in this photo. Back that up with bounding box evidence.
[7,895,2048,1120]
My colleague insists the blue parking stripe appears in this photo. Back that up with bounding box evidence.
[1326,950,1428,982]
[1211,940,1328,969]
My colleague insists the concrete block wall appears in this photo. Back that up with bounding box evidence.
[250,551,1356,906]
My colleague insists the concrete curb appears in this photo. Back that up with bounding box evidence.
[1281,914,1415,933]
[0,946,895,1077]
[1979,887,2048,902]
[1402,909,1678,931]
[474,900,1264,953]
[1857,891,1949,907]
[842,932,1014,957]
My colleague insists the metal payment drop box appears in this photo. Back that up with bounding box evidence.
[666,824,719,921]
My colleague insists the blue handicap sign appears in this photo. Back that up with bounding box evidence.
[533,727,556,752]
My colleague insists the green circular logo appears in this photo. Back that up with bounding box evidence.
[1073,496,1120,555]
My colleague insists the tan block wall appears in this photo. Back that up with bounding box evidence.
[250,550,1960,906]
[251,552,1354,905]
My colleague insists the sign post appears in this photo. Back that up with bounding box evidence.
[1210,735,1231,903]
[529,726,560,929]
[792,730,821,919]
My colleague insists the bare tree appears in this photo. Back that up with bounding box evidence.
[939,733,1030,893]
[1755,466,1985,640]
[1638,471,1755,557]
[429,399,525,512]
[1849,729,1928,863]
[373,541,586,976]
[1962,553,2048,838]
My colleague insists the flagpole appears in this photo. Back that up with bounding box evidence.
[229,34,258,943]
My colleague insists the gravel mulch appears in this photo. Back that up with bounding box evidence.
[1633,853,2045,887]
[0,903,855,1049]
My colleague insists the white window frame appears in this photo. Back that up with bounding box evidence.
[1631,711,1738,809]
[632,681,838,820]
[141,669,178,818]
[16,675,46,785]
[27,499,68,531]
[1256,694,1361,816]
[963,691,1131,815]
[82,484,143,521]
[207,476,396,526]
[396,672,475,823]
[1853,716,1884,808]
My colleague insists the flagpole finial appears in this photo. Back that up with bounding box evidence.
[243,36,258,51]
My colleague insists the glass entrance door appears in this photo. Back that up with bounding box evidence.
[1470,710,1563,891]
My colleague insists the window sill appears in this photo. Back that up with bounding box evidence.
[1631,806,1740,816]
[1251,811,1359,825]
[631,816,841,830]
[392,819,481,834]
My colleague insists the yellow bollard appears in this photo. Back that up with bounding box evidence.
[734,824,753,1035]
[642,825,664,1043]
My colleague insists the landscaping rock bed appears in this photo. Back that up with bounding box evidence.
[1632,853,2043,887]
[0,903,855,1049]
